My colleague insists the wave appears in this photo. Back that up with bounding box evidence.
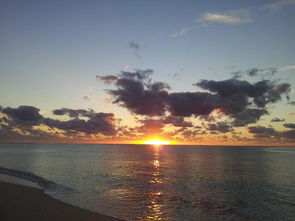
[0,167,73,192]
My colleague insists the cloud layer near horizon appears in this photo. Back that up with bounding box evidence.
[1,68,294,144]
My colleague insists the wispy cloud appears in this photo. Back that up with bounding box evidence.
[198,9,253,25]
[265,0,295,12]
[279,65,295,71]
[171,9,252,38]
[171,27,190,38]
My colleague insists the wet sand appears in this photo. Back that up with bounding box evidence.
[0,181,124,221]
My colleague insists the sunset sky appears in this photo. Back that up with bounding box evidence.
[1,0,295,145]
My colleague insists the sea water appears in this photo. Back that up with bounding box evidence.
[0,143,294,220]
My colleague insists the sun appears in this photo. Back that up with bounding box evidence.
[144,139,170,146]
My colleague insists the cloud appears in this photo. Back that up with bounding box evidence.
[0,124,59,142]
[231,71,243,79]
[271,117,285,122]
[198,9,252,25]
[129,42,140,50]
[52,108,89,118]
[2,106,43,126]
[83,96,91,101]
[130,115,194,138]
[48,108,116,135]
[2,65,293,143]
[196,79,290,108]
[0,106,117,139]
[248,126,277,138]
[99,69,291,127]
[231,109,268,127]
[163,115,193,128]
[248,126,295,141]
[105,69,169,116]
[247,68,277,77]
[206,122,232,133]
[171,27,190,38]
[171,9,252,37]
[168,73,180,79]
[231,67,278,79]
[82,95,99,104]
[265,0,295,12]
[283,123,295,129]
[96,74,118,84]
[128,41,141,59]
[232,66,294,79]
[278,65,295,71]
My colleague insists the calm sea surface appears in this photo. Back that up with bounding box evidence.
[0,143,294,220]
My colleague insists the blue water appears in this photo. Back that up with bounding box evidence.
[0,143,294,220]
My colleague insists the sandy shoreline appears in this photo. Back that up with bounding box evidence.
[0,181,124,221]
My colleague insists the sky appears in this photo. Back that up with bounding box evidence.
[0,0,295,145]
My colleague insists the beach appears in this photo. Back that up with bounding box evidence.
[0,181,123,221]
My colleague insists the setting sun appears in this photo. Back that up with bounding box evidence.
[144,139,170,145]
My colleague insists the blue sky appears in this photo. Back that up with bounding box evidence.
[0,0,295,144]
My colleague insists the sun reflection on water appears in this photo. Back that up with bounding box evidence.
[145,147,164,220]
[153,159,160,168]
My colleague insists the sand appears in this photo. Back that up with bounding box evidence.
[0,181,124,221]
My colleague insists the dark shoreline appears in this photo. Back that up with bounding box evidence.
[0,181,124,221]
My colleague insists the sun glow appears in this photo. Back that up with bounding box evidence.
[144,139,170,145]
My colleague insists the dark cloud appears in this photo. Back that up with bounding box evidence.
[52,108,89,118]
[196,79,290,109]
[99,69,291,127]
[248,126,277,135]
[247,68,277,77]
[196,79,254,97]
[107,69,169,116]
[163,116,193,128]
[206,122,232,133]
[167,92,216,117]
[231,109,268,127]
[248,126,295,141]
[231,67,277,78]
[271,117,285,122]
[2,105,43,126]
[266,83,290,103]
[282,129,295,140]
[247,68,260,77]
[96,75,119,84]
[45,113,115,135]
[50,108,116,135]
[0,106,117,139]
[283,123,295,129]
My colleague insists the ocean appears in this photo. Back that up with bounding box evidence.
[0,143,294,220]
